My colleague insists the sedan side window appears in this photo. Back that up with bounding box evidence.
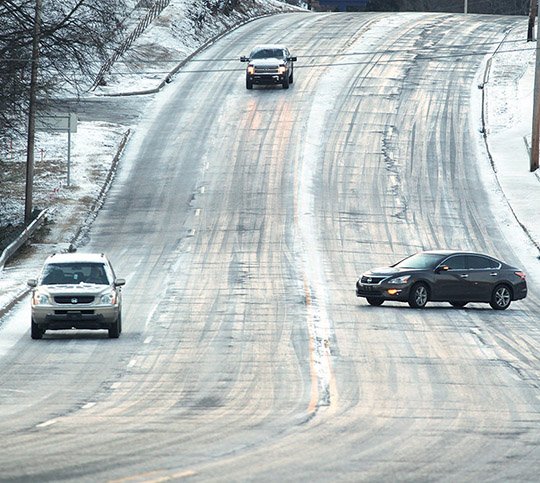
[443,255,466,270]
[467,255,499,270]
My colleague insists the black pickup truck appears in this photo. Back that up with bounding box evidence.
[240,44,297,90]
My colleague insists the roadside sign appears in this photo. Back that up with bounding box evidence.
[35,113,77,185]
[36,113,77,133]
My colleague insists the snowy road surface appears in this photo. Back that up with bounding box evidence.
[1,12,540,482]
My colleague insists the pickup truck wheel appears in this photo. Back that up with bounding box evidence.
[246,77,253,90]
[289,71,294,84]
[282,75,290,89]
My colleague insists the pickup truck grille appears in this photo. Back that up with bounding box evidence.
[254,66,279,74]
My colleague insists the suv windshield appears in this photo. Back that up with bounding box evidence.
[251,48,285,60]
[41,263,109,285]
[394,253,445,270]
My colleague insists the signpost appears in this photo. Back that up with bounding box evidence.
[36,113,77,185]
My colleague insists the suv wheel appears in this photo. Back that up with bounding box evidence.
[366,297,384,306]
[108,316,121,339]
[449,301,467,308]
[408,283,429,308]
[490,285,511,310]
[31,319,43,340]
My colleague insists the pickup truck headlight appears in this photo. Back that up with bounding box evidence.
[278,65,286,75]
[247,65,255,75]
[100,291,117,305]
[388,275,411,285]
[32,291,50,305]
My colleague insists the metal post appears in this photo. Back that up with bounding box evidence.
[464,0,468,13]
[24,0,42,223]
[531,0,540,172]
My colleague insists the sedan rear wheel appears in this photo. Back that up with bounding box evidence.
[366,298,384,306]
[490,285,512,310]
[449,301,467,308]
[408,283,429,308]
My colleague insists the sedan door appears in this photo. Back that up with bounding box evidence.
[432,255,468,301]
[465,255,501,301]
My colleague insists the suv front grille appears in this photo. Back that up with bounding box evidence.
[54,296,95,304]
[360,276,387,284]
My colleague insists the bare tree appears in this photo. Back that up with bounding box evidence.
[0,0,128,140]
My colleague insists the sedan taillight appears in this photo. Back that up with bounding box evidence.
[515,271,526,281]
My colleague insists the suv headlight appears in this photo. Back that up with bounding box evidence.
[388,275,411,285]
[100,291,117,305]
[32,292,50,305]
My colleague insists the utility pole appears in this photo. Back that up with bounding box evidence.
[532,0,540,172]
[25,0,42,224]
[529,0,537,42]
[464,0,468,13]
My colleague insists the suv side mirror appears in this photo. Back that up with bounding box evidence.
[27,279,37,288]
[435,265,449,274]
[114,278,126,287]
[240,56,249,62]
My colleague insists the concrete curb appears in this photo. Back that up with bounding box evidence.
[69,128,131,250]
[0,209,49,272]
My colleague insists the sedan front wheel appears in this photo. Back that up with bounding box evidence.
[408,283,429,308]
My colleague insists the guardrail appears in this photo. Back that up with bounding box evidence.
[91,0,171,90]
[0,209,49,271]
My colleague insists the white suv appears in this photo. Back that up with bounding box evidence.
[28,252,125,339]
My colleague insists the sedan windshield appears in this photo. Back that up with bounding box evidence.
[251,48,285,59]
[394,253,445,270]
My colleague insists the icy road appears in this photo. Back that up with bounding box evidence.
[1,11,540,482]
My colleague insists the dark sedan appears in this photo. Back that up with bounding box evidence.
[356,250,527,310]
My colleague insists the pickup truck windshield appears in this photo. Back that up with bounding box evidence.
[251,49,285,60]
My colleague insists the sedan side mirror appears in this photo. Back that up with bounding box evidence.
[114,278,126,287]
[435,265,449,274]
[240,56,249,62]
[27,279,37,288]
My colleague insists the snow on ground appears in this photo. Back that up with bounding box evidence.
[0,0,301,314]
[1,7,539,318]
[97,0,301,95]
[471,22,540,281]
